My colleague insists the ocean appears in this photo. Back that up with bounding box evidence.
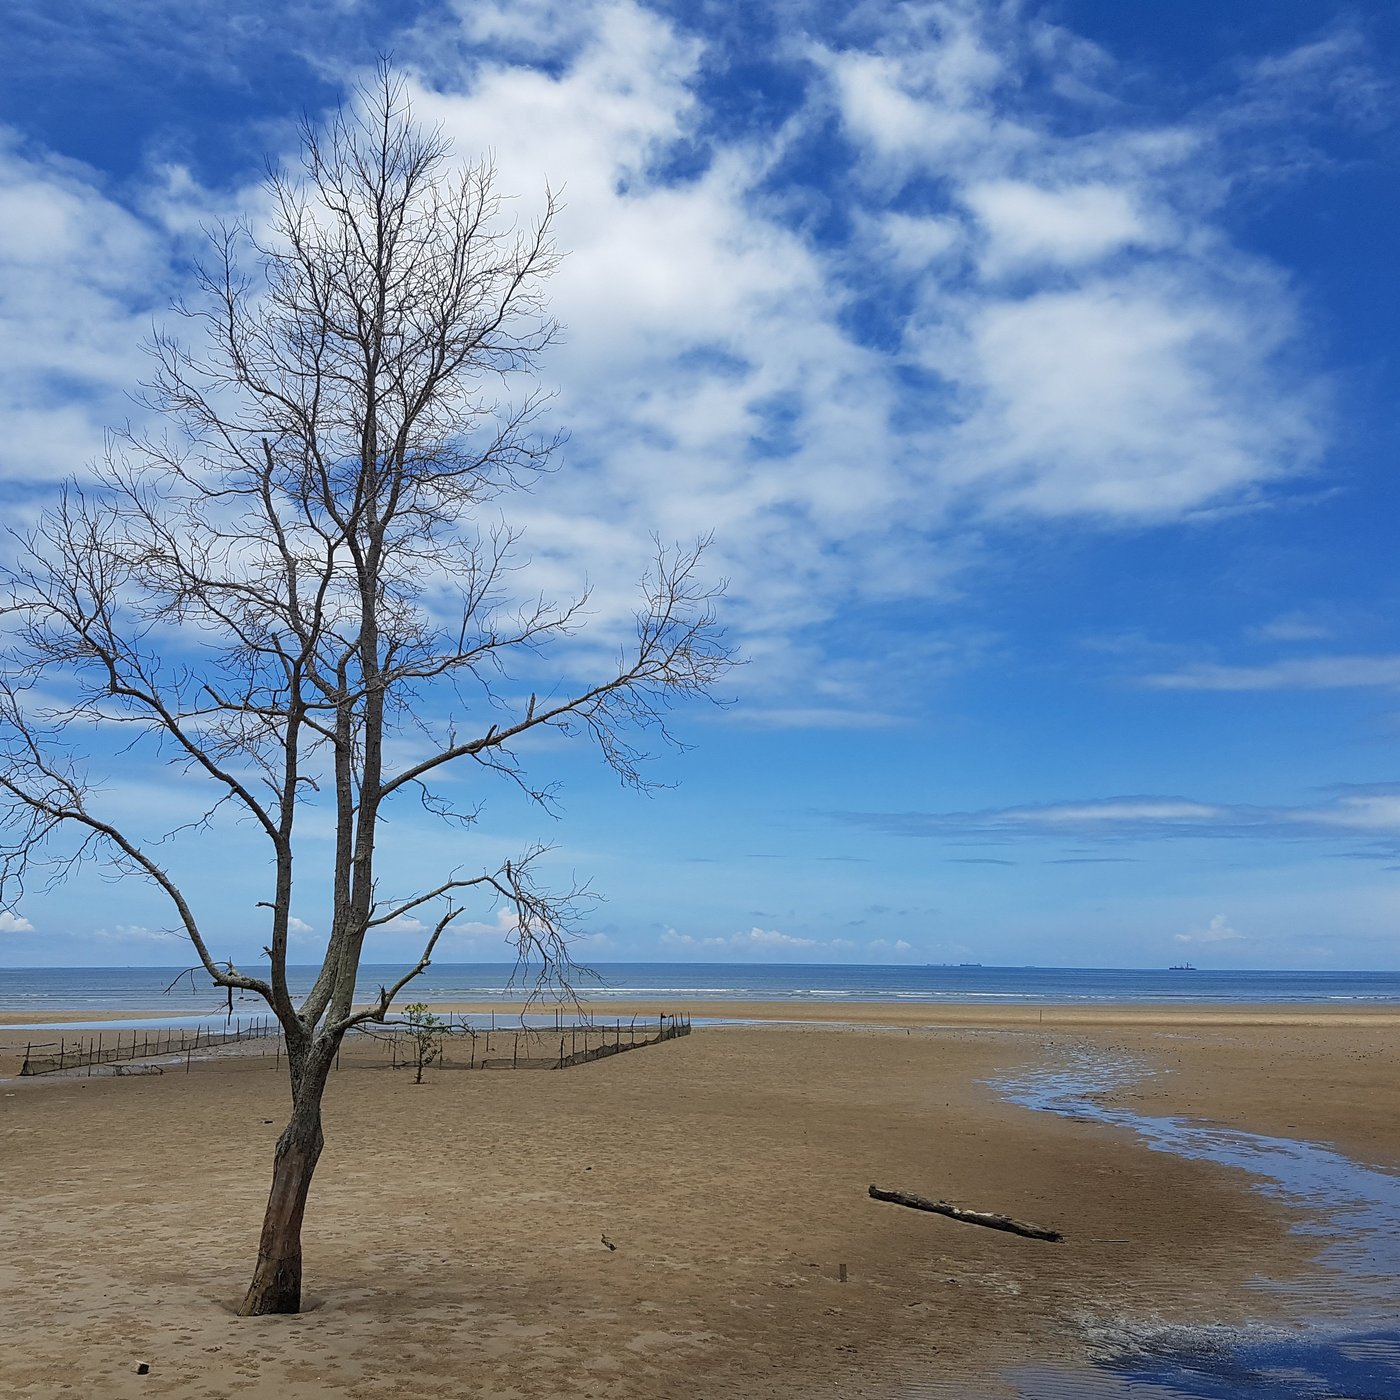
[2,961,1399,1017]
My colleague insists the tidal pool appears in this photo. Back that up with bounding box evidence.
[986,1048,1400,1399]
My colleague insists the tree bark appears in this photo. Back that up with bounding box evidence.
[240,1101,325,1314]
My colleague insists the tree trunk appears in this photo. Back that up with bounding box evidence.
[239,1101,325,1315]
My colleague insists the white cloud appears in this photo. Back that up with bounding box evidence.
[1013,800,1224,825]
[92,923,181,943]
[396,15,935,694]
[1176,913,1245,946]
[815,12,1012,168]
[0,0,1336,726]
[877,212,962,269]
[662,925,819,952]
[287,917,314,934]
[410,0,1325,681]
[929,265,1316,518]
[659,925,917,959]
[867,938,914,956]
[368,907,522,942]
[818,4,1322,530]
[0,131,172,486]
[375,914,427,935]
[736,927,821,950]
[0,910,35,933]
[1307,795,1400,833]
[729,705,903,730]
[445,908,522,940]
[963,180,1160,273]
[837,786,1400,845]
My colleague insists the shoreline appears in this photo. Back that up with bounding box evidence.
[432,998,1400,1028]
[5,997,1400,1030]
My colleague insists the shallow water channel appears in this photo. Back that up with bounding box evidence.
[971,1047,1400,1399]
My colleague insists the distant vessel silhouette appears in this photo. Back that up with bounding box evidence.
[1169,963,1197,971]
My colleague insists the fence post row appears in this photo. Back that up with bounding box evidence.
[16,1008,686,1078]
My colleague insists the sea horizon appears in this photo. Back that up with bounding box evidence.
[3,961,1400,1015]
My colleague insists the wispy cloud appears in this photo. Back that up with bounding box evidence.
[0,0,1364,728]
[1248,613,1334,644]
[811,0,1326,526]
[1145,654,1400,691]
[91,923,182,943]
[727,705,904,730]
[1046,856,1138,865]
[0,131,172,493]
[662,925,832,954]
[658,924,915,959]
[388,0,1335,713]
[1227,25,1391,145]
[6,0,385,97]
[833,785,1400,847]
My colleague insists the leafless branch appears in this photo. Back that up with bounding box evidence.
[0,63,733,1316]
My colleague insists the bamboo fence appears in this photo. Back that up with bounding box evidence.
[19,1017,280,1077]
[17,1011,691,1079]
[359,1012,692,1072]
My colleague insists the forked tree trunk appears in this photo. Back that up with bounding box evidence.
[239,1097,325,1315]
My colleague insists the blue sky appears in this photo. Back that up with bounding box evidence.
[1,0,1399,971]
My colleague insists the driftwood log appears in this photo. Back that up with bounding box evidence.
[868,1185,1062,1242]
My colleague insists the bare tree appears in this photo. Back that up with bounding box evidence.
[0,69,729,1316]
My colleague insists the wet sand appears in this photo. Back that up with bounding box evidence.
[0,1008,1396,1398]
[9,998,1400,1031]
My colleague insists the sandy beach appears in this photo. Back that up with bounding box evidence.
[1,1005,1396,1398]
